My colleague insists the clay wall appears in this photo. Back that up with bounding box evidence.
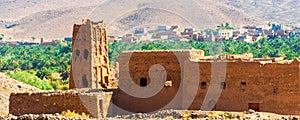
[9,92,112,118]
[113,51,300,115]
[113,51,184,113]
[70,19,113,89]
[112,50,203,113]
[186,59,300,115]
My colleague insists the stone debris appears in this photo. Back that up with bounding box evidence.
[110,109,181,120]
[1,114,96,120]
[105,110,300,120]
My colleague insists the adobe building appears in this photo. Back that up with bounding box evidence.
[9,19,300,118]
[112,50,300,115]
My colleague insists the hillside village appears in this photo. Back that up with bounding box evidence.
[107,23,300,44]
[0,23,299,47]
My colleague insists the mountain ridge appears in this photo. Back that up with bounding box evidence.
[0,0,298,40]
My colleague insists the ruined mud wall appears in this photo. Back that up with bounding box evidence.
[9,92,112,118]
[112,50,204,113]
[113,50,300,115]
[186,59,300,115]
[70,19,112,89]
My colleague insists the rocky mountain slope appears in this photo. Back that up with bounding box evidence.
[0,72,40,116]
[216,0,300,26]
[0,0,298,40]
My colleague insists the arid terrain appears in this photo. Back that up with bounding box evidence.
[0,73,40,116]
[0,0,299,40]
[0,0,299,119]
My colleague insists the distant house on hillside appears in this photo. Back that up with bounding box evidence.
[122,36,136,44]
[243,25,257,29]
[40,38,56,46]
[0,41,19,46]
[134,28,146,35]
[19,41,39,46]
[170,25,179,31]
[155,31,178,40]
[218,29,233,40]
[271,24,283,31]
[181,28,196,39]
[157,26,170,32]
[64,37,72,42]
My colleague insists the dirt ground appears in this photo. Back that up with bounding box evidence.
[1,109,299,120]
[108,110,300,120]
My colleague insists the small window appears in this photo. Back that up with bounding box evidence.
[220,82,226,89]
[241,82,247,86]
[140,78,147,87]
[201,82,207,89]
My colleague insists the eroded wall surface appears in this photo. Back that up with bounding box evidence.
[113,50,300,115]
[186,59,300,115]
[112,50,204,113]
[9,19,115,119]
[70,19,112,89]
[9,92,112,118]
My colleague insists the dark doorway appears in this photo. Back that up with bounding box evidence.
[140,78,147,87]
[248,103,260,112]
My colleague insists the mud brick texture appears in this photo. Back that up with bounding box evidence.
[112,50,300,115]
[9,92,112,118]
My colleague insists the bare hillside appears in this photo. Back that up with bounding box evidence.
[0,0,298,40]
[216,0,300,26]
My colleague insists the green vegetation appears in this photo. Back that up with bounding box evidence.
[32,36,36,41]
[0,34,3,41]
[0,37,299,90]
[109,37,300,63]
[5,70,53,90]
[0,42,71,90]
[217,22,234,29]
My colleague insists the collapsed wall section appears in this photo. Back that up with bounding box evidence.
[9,91,112,118]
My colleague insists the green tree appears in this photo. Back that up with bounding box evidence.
[32,36,36,41]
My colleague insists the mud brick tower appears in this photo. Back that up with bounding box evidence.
[69,19,113,89]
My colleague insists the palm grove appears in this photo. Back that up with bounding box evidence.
[0,37,299,90]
